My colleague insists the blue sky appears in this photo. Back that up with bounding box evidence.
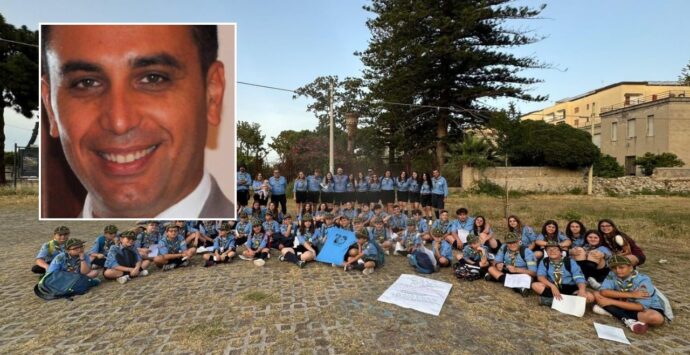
[3,0,690,159]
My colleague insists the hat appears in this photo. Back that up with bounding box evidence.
[608,255,632,267]
[339,214,350,220]
[164,223,179,232]
[544,240,560,249]
[356,231,369,240]
[219,223,231,231]
[265,211,274,217]
[353,217,364,224]
[251,218,262,227]
[65,238,85,249]
[146,220,159,225]
[324,212,335,219]
[104,224,118,234]
[466,233,479,244]
[239,211,248,218]
[302,213,314,222]
[373,217,384,224]
[120,230,136,239]
[136,220,148,226]
[504,232,520,244]
[431,228,445,238]
[54,226,70,235]
[406,219,417,227]
[284,214,293,219]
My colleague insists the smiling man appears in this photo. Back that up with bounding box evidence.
[41,24,234,218]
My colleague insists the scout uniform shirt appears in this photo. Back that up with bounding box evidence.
[333,174,348,193]
[415,218,429,233]
[293,178,308,193]
[356,178,369,192]
[388,213,408,230]
[431,219,453,234]
[407,177,419,193]
[47,252,92,274]
[462,244,489,264]
[432,239,453,261]
[269,175,288,195]
[537,257,586,286]
[431,176,448,197]
[89,234,119,256]
[136,231,160,249]
[245,232,268,251]
[36,240,65,264]
[237,171,252,191]
[105,244,142,269]
[158,235,188,255]
[213,234,237,252]
[495,245,538,272]
[307,174,322,192]
[517,226,538,247]
[395,177,409,192]
[296,229,317,247]
[380,176,395,191]
[600,271,666,311]
[368,227,390,244]
[368,177,381,192]
[400,229,422,248]
[419,180,431,195]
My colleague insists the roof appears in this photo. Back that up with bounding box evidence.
[555,81,687,103]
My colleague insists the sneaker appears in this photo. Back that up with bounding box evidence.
[140,269,149,277]
[297,260,306,269]
[239,255,254,261]
[180,260,190,268]
[279,255,285,262]
[204,260,215,268]
[196,246,208,254]
[162,264,176,271]
[363,268,374,276]
[484,273,492,281]
[519,288,530,298]
[331,263,337,267]
[116,275,130,284]
[254,259,266,267]
[539,296,553,307]
[266,253,271,259]
[561,250,567,258]
[385,250,390,256]
[623,318,648,334]
[181,256,189,262]
[344,264,353,272]
[214,255,220,262]
[588,277,602,290]
[592,305,612,317]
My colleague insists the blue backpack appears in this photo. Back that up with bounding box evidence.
[34,271,100,301]
[408,250,435,274]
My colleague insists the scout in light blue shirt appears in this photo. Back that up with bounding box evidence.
[344,232,384,274]
[494,244,538,272]
[388,206,408,230]
[333,169,348,193]
[154,224,196,271]
[262,213,281,238]
[431,174,448,197]
[269,174,287,195]
[531,242,593,304]
[46,238,99,278]
[518,227,538,249]
[251,178,263,193]
[103,231,148,283]
[136,221,161,260]
[203,223,238,266]
[237,169,252,191]
[537,256,586,286]
[395,176,409,192]
[368,176,381,191]
[243,220,270,262]
[293,177,308,192]
[431,211,453,235]
[307,172,323,192]
[88,224,120,269]
[356,177,369,192]
[407,177,419,193]
[33,225,70,274]
[399,219,423,253]
[419,180,431,194]
[431,229,453,267]
[380,176,395,191]
[461,234,490,267]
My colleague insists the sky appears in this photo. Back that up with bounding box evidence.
[2,0,690,160]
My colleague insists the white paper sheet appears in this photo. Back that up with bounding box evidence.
[458,229,469,244]
[503,273,532,289]
[147,245,159,258]
[594,322,631,345]
[377,274,453,316]
[551,294,586,317]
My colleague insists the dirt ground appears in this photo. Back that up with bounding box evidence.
[1,194,689,354]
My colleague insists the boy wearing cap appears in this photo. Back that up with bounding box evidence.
[314,212,337,249]
[458,234,490,276]
[486,232,537,296]
[47,238,99,278]
[33,226,70,275]
[88,224,120,270]
[271,214,296,251]
[154,224,196,271]
[203,223,237,267]
[368,217,393,255]
[593,255,669,334]
[411,210,429,234]
[241,219,270,266]
[531,241,593,306]
[235,212,252,246]
[344,231,384,275]
[397,219,422,256]
[262,212,281,241]
[136,221,161,260]
[104,230,149,284]
[431,210,454,246]
[431,228,454,267]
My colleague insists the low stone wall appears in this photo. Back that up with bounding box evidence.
[652,168,690,180]
[593,175,690,195]
[461,166,586,193]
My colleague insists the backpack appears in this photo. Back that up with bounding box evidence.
[408,249,435,274]
[453,263,482,281]
[34,271,100,301]
[370,240,386,267]
[542,256,573,275]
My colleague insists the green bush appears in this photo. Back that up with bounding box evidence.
[441,163,461,187]
[593,154,625,178]
[635,152,685,176]
[558,210,582,221]
[475,179,505,196]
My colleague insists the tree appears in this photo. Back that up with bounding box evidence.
[293,76,369,131]
[358,0,548,169]
[236,121,268,172]
[635,152,685,176]
[593,154,625,178]
[0,14,38,184]
[680,60,690,85]
[446,133,500,170]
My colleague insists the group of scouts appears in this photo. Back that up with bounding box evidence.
[32,205,672,335]
[236,166,450,222]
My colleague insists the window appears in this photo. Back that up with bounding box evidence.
[586,103,590,110]
[545,113,555,122]
[574,119,579,127]
[574,107,579,114]
[647,115,654,136]
[611,122,618,141]
[628,119,636,138]
[593,133,601,148]
[556,110,565,120]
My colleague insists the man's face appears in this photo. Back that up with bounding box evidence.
[54,233,68,244]
[146,223,158,234]
[42,25,224,217]
[166,228,178,239]
[614,264,633,279]
[337,168,343,175]
[121,237,135,247]
[433,170,439,178]
[459,213,468,222]
[273,170,280,177]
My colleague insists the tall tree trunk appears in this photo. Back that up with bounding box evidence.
[435,113,447,169]
[0,105,6,185]
[27,121,39,147]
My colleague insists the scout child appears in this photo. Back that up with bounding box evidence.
[411,209,429,234]
[430,210,453,246]
[33,226,70,274]
[240,219,270,267]
[344,231,385,275]
[368,217,393,255]
[593,255,670,334]
[271,214,296,251]
[451,207,474,247]
[136,221,161,260]
[486,232,537,297]
[535,220,570,260]
[396,219,423,256]
[473,216,501,254]
[103,230,149,284]
[431,227,453,267]
[154,224,196,271]
[458,234,490,277]
[203,222,237,267]
[506,215,537,251]
[235,211,252,246]
[280,214,317,268]
[388,205,407,231]
[565,220,587,249]
[262,211,281,242]
[569,230,612,290]
[598,219,646,267]
[88,224,120,269]
[46,238,99,278]
[531,241,594,306]
[337,214,353,232]
[314,212,337,249]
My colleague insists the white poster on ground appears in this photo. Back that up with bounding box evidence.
[551,294,587,317]
[593,322,631,345]
[377,274,453,316]
[503,274,532,289]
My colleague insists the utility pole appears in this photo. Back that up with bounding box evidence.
[587,116,595,195]
[328,81,334,174]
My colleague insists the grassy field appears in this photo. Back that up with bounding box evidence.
[1,193,689,353]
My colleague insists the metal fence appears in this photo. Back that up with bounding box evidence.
[13,144,38,188]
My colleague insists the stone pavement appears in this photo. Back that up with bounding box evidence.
[1,198,689,354]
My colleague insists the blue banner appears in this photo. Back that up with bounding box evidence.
[315,228,357,265]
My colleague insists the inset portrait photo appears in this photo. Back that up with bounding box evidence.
[39,23,236,219]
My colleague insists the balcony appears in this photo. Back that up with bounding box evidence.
[601,90,689,114]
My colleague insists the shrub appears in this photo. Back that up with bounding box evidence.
[593,154,625,178]
[475,179,505,196]
[635,152,685,176]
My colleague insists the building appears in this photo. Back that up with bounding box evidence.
[600,90,690,175]
[520,81,689,148]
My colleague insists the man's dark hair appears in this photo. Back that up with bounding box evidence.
[41,25,218,77]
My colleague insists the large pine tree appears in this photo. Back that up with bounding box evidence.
[0,14,38,184]
[358,0,548,168]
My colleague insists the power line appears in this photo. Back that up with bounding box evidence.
[238,81,296,93]
[0,37,38,48]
